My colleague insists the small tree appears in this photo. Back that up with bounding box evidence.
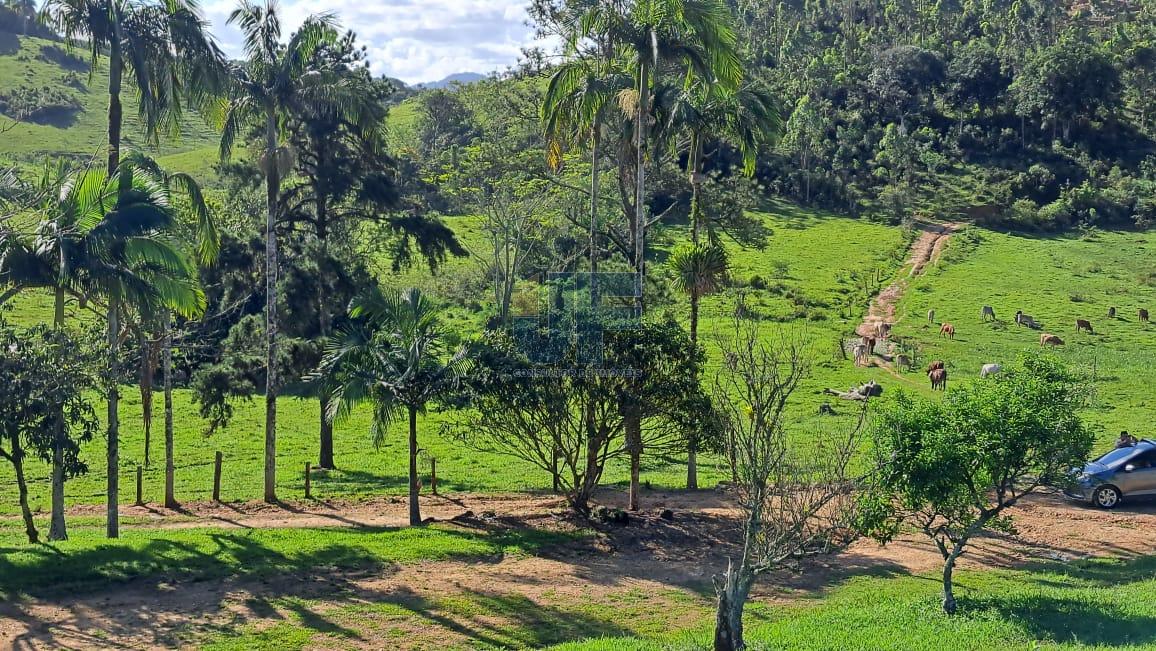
[320,287,468,526]
[857,352,1094,614]
[711,314,864,651]
[0,323,99,544]
[458,315,706,515]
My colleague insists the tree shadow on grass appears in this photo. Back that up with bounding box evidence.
[964,592,1156,646]
[386,586,636,649]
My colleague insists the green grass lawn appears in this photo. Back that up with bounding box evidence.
[549,555,1156,651]
[0,386,731,517]
[893,226,1156,439]
[0,519,571,600]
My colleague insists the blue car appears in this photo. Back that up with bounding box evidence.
[1066,439,1156,509]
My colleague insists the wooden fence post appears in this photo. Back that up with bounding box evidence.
[305,462,312,499]
[213,452,223,502]
[430,458,438,496]
[135,465,144,506]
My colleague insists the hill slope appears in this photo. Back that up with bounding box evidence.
[0,32,219,164]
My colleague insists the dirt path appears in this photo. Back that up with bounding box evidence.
[856,221,960,339]
[852,222,960,381]
[2,490,1154,649]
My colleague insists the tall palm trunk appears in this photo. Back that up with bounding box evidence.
[106,44,124,539]
[107,47,123,175]
[589,128,601,307]
[689,131,704,246]
[163,311,177,508]
[687,287,701,490]
[263,111,280,504]
[317,215,335,470]
[407,405,420,526]
[633,60,650,316]
[138,330,155,467]
[48,285,68,541]
[687,133,705,491]
[106,291,120,539]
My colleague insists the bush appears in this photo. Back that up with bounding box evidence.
[0,85,82,124]
[748,275,768,290]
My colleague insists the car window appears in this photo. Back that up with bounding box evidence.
[1095,447,1141,466]
[1131,450,1156,469]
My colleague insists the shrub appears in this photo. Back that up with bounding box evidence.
[0,85,82,124]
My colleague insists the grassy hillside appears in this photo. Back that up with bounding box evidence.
[0,32,218,164]
[893,227,1156,439]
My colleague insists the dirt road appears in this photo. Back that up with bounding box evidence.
[2,489,1153,649]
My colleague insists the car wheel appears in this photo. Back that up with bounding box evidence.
[1093,485,1121,509]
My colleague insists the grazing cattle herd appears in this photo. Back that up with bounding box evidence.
[850,302,1151,392]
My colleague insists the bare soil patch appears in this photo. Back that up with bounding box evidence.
[2,489,1153,649]
[857,221,960,340]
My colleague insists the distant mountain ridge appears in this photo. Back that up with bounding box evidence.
[416,72,486,89]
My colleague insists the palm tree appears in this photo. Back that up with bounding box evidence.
[542,54,633,301]
[212,0,380,503]
[321,288,468,526]
[43,0,225,175]
[668,242,727,489]
[0,160,209,538]
[659,81,781,244]
[567,0,743,311]
[658,80,778,488]
[120,153,217,508]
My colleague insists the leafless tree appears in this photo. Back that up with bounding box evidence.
[710,313,865,651]
[476,186,550,327]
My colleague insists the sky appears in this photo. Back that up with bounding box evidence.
[199,0,545,85]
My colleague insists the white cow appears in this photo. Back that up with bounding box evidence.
[980,363,1002,378]
[852,343,869,367]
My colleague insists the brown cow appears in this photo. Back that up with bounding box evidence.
[1141,309,1150,323]
[1040,333,1065,347]
[927,360,946,373]
[929,367,948,391]
[1076,319,1094,334]
[939,323,955,339]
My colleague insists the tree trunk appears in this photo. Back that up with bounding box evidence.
[690,131,703,245]
[6,441,39,544]
[317,217,335,470]
[138,330,154,467]
[590,127,601,308]
[107,47,122,175]
[105,45,124,540]
[633,59,650,316]
[407,404,421,526]
[107,292,120,539]
[574,404,601,516]
[163,311,177,509]
[714,559,753,651]
[626,413,642,511]
[48,285,68,541]
[942,542,965,614]
[687,290,700,490]
[263,111,280,504]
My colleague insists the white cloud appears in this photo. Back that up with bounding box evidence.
[201,0,544,84]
